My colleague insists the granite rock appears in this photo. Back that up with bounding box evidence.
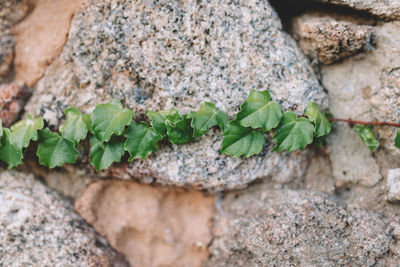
[320,21,400,186]
[75,179,214,267]
[208,185,393,266]
[292,14,373,64]
[0,170,128,266]
[314,0,400,20]
[25,0,327,191]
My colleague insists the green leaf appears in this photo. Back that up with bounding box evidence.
[236,90,282,132]
[305,102,332,138]
[353,124,379,151]
[273,111,315,152]
[36,128,80,168]
[90,99,135,142]
[0,120,3,139]
[124,122,162,160]
[0,128,23,169]
[166,114,195,144]
[60,107,90,143]
[10,115,44,149]
[146,109,180,138]
[221,121,265,158]
[90,135,125,171]
[395,130,400,149]
[187,102,229,137]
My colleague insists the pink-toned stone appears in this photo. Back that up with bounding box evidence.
[75,180,215,267]
[13,0,84,87]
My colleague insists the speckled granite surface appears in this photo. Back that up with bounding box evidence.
[0,170,127,266]
[26,0,327,191]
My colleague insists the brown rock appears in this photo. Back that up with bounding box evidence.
[13,0,84,87]
[75,180,215,267]
[292,14,373,64]
[0,83,30,126]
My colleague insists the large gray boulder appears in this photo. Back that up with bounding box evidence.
[25,0,327,191]
[0,170,127,266]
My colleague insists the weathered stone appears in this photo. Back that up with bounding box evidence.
[321,21,400,186]
[25,0,327,191]
[75,179,214,267]
[387,168,400,202]
[208,185,393,266]
[0,170,128,266]
[314,0,400,20]
[0,83,30,126]
[292,14,373,64]
[328,124,381,187]
[0,0,33,82]
[302,153,336,193]
[22,159,98,199]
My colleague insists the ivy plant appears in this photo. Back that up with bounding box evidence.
[0,90,399,171]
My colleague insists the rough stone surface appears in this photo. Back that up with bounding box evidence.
[75,180,214,267]
[0,83,30,126]
[22,161,98,199]
[328,124,382,187]
[292,14,373,64]
[208,185,394,266]
[301,153,336,193]
[387,168,400,202]
[13,0,83,87]
[315,0,400,20]
[25,0,327,191]
[0,0,33,83]
[0,170,128,266]
[319,21,400,186]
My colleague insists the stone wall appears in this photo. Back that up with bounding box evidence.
[1,0,400,266]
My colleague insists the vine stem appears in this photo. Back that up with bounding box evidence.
[299,115,400,127]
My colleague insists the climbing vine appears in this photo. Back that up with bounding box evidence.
[0,90,399,171]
